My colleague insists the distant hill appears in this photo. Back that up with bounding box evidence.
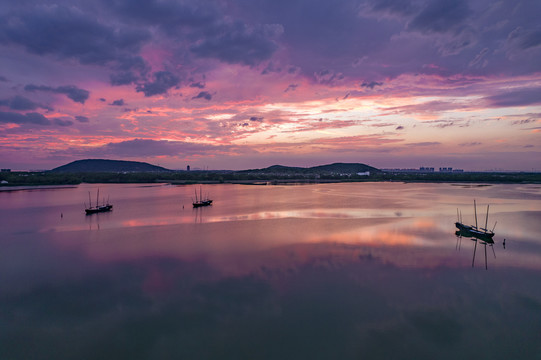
[50,159,171,173]
[241,162,381,174]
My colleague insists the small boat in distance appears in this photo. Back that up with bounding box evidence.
[85,188,113,214]
[193,186,213,208]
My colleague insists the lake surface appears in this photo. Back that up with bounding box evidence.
[1,182,541,359]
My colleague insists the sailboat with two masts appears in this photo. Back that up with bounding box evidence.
[192,186,213,208]
[85,188,113,214]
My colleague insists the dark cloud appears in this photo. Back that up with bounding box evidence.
[406,142,441,147]
[249,116,263,122]
[261,62,282,75]
[314,69,344,85]
[97,138,226,157]
[396,126,404,130]
[362,81,383,89]
[107,0,217,31]
[284,84,298,92]
[136,71,180,97]
[110,71,140,86]
[75,116,89,123]
[364,0,420,18]
[24,84,90,104]
[192,91,212,101]
[486,87,541,107]
[110,99,125,106]
[0,95,52,111]
[190,22,283,66]
[409,0,470,34]
[507,27,541,51]
[0,111,50,125]
[190,82,206,89]
[0,5,150,66]
[460,142,481,146]
[0,75,8,82]
[53,118,74,127]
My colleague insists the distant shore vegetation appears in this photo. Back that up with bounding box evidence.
[1,170,540,186]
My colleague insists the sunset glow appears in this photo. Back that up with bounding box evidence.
[1,0,540,170]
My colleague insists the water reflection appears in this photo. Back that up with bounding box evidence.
[1,183,541,359]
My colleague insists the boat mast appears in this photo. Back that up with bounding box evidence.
[97,188,100,207]
[88,191,92,208]
[474,200,478,229]
[484,205,489,231]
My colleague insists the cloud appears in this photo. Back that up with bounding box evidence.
[363,0,420,18]
[486,87,541,108]
[0,5,150,66]
[0,95,52,111]
[24,84,90,104]
[284,84,298,92]
[110,99,125,106]
[507,27,541,51]
[136,71,180,97]
[190,82,206,89]
[261,62,282,75]
[75,138,229,158]
[361,81,383,89]
[314,69,344,85]
[110,71,141,86]
[0,111,50,125]
[75,116,89,123]
[192,91,212,101]
[53,118,74,127]
[396,126,404,130]
[408,0,470,34]
[459,142,482,146]
[190,22,283,66]
[406,142,441,147]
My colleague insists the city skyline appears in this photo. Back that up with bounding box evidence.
[1,0,541,171]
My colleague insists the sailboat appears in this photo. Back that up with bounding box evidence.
[455,200,495,242]
[455,200,496,269]
[192,186,213,208]
[85,188,113,214]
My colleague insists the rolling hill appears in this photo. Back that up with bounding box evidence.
[240,162,380,174]
[50,159,171,172]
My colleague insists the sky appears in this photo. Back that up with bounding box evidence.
[1,0,540,171]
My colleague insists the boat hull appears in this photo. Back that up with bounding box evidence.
[193,200,212,208]
[85,205,113,214]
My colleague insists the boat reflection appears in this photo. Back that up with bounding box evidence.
[455,228,496,270]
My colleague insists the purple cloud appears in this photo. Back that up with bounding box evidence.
[192,91,212,101]
[24,84,90,104]
[110,99,125,106]
[0,95,52,111]
[408,0,470,34]
[0,5,150,66]
[486,87,541,107]
[0,111,50,125]
[136,71,180,97]
[190,22,283,66]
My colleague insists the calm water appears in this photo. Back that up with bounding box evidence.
[1,182,541,359]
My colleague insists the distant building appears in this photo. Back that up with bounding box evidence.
[357,171,370,176]
[420,167,434,172]
[1,169,11,172]
[187,165,190,171]
[439,167,453,172]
